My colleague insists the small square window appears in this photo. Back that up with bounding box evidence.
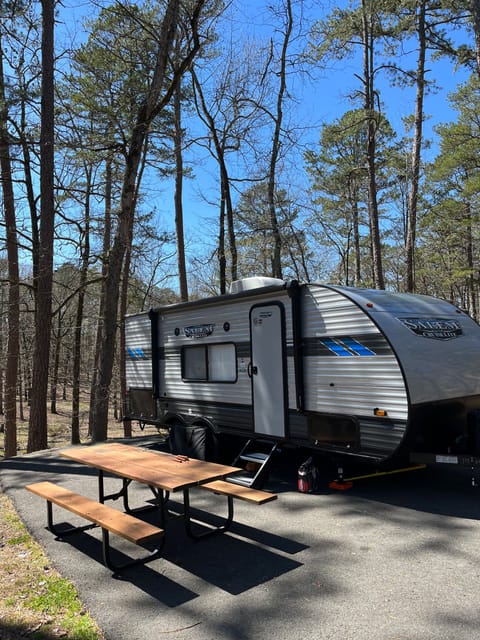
[182,343,236,382]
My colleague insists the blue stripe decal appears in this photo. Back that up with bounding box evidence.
[321,338,353,357]
[127,347,148,360]
[320,337,376,357]
[341,337,375,356]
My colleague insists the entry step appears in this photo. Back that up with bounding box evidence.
[229,439,280,488]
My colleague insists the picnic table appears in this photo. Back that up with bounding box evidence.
[61,442,244,537]
[26,442,277,573]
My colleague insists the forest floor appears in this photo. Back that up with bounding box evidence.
[0,398,129,458]
[0,399,157,639]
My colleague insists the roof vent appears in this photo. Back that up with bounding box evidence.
[230,277,284,294]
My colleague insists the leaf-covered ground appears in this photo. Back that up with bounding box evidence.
[0,492,106,640]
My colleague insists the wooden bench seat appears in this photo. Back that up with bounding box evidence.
[199,480,278,504]
[26,481,164,572]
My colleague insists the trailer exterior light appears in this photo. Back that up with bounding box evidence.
[366,302,374,308]
[374,408,387,417]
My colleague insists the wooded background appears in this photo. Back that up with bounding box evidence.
[1,0,479,457]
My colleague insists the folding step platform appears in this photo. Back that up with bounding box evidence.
[226,439,280,489]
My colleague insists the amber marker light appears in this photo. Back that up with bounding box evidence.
[374,408,388,417]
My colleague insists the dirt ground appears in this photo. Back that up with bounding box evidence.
[0,399,158,459]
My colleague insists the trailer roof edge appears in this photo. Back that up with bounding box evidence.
[137,280,293,316]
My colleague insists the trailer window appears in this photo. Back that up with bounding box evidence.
[182,343,237,382]
[183,346,207,380]
[209,344,236,381]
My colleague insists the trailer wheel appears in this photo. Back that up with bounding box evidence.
[168,419,219,461]
[191,421,219,462]
[167,420,186,455]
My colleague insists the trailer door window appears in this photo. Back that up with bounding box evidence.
[182,343,236,382]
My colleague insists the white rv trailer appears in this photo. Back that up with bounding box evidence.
[124,278,480,467]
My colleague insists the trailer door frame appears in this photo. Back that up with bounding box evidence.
[249,302,288,438]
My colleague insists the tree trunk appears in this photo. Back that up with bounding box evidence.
[471,0,480,78]
[362,0,384,289]
[0,32,20,458]
[352,199,361,286]
[28,0,55,452]
[88,152,113,437]
[405,0,426,293]
[174,76,189,301]
[18,357,24,423]
[267,0,293,280]
[190,67,238,292]
[90,0,190,441]
[71,167,92,444]
[120,244,132,438]
[224,163,238,285]
[0,305,3,418]
[218,184,227,293]
[465,201,477,319]
[49,313,61,414]
[347,176,362,286]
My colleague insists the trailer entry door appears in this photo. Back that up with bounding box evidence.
[249,303,287,438]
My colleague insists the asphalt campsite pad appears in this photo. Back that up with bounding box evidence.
[2,443,480,640]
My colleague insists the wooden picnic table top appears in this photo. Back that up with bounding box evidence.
[61,442,242,493]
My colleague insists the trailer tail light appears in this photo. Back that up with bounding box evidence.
[374,408,388,417]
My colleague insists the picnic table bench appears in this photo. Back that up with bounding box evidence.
[199,479,278,504]
[26,481,164,572]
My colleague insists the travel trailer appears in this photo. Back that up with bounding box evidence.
[124,278,480,481]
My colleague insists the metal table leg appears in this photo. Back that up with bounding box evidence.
[183,488,234,539]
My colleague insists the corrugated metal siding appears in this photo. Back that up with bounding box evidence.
[160,399,253,431]
[157,290,294,409]
[332,285,480,405]
[125,314,152,389]
[303,286,378,334]
[303,358,408,420]
[302,285,409,456]
[358,420,406,453]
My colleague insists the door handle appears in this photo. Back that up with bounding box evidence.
[247,363,258,377]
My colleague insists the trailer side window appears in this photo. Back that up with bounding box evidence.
[209,343,236,381]
[182,343,237,382]
[183,346,207,380]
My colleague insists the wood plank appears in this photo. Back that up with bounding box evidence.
[106,443,242,477]
[200,480,278,504]
[61,450,203,491]
[26,481,163,545]
[61,444,243,490]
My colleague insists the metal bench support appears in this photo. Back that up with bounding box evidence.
[45,498,164,573]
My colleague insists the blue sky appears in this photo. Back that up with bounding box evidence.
[58,1,473,267]
[173,5,471,257]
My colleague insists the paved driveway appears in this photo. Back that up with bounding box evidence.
[2,441,480,640]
